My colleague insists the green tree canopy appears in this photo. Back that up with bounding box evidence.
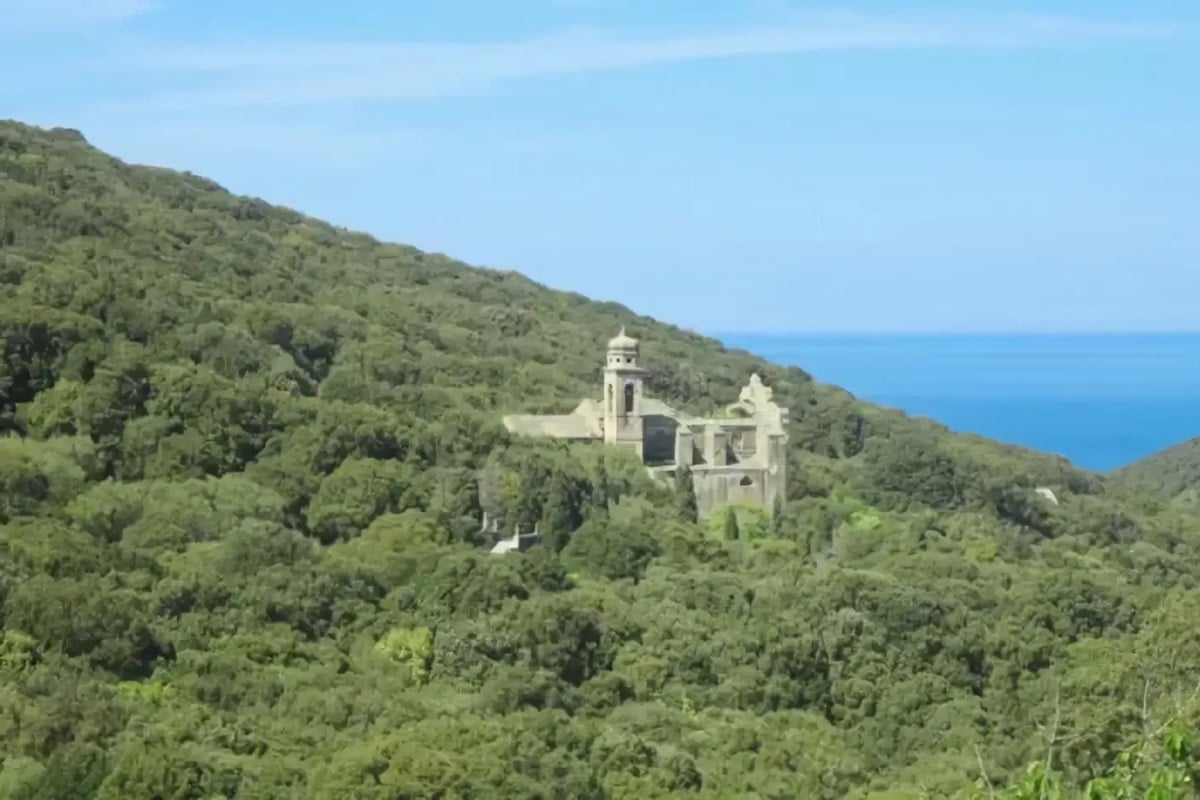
[1,119,1199,798]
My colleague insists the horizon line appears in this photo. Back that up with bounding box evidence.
[710,330,1200,338]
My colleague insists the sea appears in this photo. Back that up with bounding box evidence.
[718,333,1200,472]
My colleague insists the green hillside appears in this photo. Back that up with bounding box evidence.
[1112,437,1200,503]
[1,119,1198,798]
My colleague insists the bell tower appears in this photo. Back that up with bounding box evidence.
[603,328,646,457]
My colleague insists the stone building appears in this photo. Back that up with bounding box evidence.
[502,329,789,518]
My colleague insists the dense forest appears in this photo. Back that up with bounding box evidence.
[1,119,1198,798]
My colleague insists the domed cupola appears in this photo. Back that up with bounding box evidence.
[607,327,639,366]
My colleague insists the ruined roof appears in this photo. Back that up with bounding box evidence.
[640,397,704,424]
[502,413,601,440]
[572,398,604,418]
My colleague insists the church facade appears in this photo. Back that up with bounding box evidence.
[502,330,789,518]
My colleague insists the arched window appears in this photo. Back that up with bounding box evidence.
[739,475,754,487]
[624,382,635,414]
[606,384,614,414]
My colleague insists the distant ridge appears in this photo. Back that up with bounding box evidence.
[1111,435,1200,497]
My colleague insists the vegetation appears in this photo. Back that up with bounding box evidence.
[2,119,1200,798]
[1113,436,1200,503]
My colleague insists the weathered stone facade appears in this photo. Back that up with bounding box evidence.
[503,330,788,518]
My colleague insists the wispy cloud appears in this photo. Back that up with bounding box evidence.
[0,0,157,34]
[98,11,1177,110]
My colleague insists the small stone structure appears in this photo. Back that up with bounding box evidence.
[503,329,789,518]
[480,513,544,555]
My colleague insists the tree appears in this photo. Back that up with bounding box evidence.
[375,627,434,684]
[771,493,785,534]
[305,458,414,543]
[477,460,504,523]
[974,722,1199,799]
[590,456,610,517]
[541,468,583,551]
[674,464,698,523]
[723,507,740,540]
[0,438,86,523]
[510,454,550,529]
[561,517,661,583]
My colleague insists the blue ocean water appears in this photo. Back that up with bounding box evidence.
[718,333,1200,472]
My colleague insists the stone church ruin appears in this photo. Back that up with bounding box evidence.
[503,329,788,518]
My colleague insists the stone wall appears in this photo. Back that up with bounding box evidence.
[693,467,770,517]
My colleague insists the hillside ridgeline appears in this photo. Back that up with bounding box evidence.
[1,120,1199,799]
[1112,436,1200,505]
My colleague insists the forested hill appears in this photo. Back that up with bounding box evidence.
[1111,437,1200,503]
[2,118,1199,799]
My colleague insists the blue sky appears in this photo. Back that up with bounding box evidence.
[2,0,1198,333]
